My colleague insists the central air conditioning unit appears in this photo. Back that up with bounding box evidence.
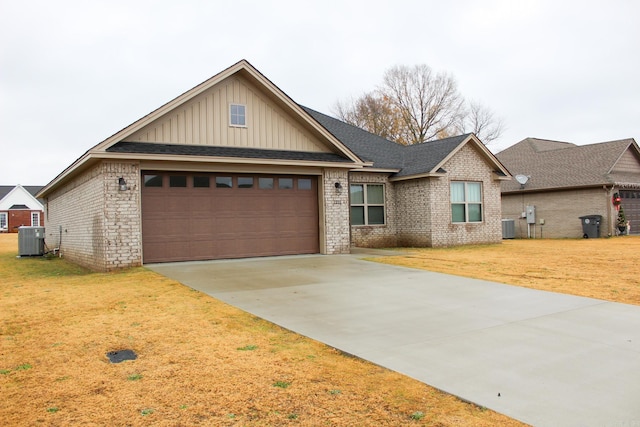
[501,219,515,239]
[18,226,45,256]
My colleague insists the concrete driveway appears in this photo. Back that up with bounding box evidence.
[148,253,640,427]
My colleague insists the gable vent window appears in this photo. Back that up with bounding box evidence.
[230,104,246,127]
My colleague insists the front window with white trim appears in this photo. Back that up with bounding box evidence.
[451,181,483,223]
[0,212,7,230]
[350,184,385,225]
[31,212,40,226]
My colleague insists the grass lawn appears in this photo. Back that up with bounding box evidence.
[374,236,640,306]
[0,233,522,426]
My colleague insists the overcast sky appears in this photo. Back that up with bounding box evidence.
[1,0,639,185]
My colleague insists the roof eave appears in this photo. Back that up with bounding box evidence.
[389,172,447,182]
[502,183,613,195]
[350,166,398,174]
[96,151,364,169]
[37,152,95,198]
[432,134,512,178]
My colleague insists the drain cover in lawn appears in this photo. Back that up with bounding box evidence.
[106,349,137,363]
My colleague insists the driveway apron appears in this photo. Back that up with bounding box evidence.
[148,254,640,427]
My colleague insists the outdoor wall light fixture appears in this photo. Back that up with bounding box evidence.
[118,177,128,191]
[334,182,342,193]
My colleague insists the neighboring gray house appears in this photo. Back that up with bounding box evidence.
[497,137,640,238]
[37,60,510,271]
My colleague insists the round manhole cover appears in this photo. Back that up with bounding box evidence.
[106,349,137,363]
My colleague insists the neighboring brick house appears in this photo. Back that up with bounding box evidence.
[496,137,640,238]
[0,185,44,233]
[37,60,510,271]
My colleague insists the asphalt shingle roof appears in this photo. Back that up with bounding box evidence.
[107,141,353,163]
[0,185,44,201]
[302,107,471,177]
[496,137,640,192]
[301,107,405,169]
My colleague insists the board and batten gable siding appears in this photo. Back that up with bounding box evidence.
[44,161,142,271]
[128,76,331,153]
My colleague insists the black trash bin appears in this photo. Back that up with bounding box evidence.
[579,215,602,238]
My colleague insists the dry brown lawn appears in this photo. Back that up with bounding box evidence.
[374,236,640,306]
[0,233,522,426]
[4,235,637,426]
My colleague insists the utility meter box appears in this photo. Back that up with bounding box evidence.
[526,206,536,224]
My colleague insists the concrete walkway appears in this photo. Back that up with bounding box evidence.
[148,254,640,427]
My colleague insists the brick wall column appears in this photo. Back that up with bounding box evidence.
[322,169,350,254]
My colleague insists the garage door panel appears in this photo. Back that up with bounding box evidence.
[142,173,319,263]
[621,191,640,235]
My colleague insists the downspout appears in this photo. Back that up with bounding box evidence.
[604,185,615,237]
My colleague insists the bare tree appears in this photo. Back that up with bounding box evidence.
[457,100,505,144]
[333,93,400,142]
[381,64,465,145]
[333,64,504,145]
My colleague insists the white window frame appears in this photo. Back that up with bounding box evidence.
[451,181,483,223]
[350,183,386,226]
[0,212,7,231]
[31,211,40,226]
[229,103,247,127]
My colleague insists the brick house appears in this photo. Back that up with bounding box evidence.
[496,137,640,238]
[37,60,511,271]
[0,185,44,233]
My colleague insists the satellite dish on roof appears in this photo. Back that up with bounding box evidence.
[515,174,529,186]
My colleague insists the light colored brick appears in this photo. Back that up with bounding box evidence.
[44,161,142,271]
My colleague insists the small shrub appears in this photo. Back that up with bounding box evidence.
[237,344,258,351]
[410,411,425,420]
[272,381,291,389]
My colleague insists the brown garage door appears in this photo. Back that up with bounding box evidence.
[141,172,319,263]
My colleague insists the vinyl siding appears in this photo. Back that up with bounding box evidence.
[128,76,331,153]
[612,148,640,173]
